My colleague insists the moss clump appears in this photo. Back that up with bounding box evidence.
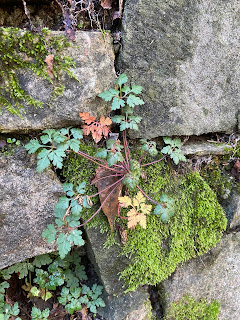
[119,165,227,291]
[62,142,110,233]
[0,27,76,117]
[164,294,220,320]
[200,160,232,200]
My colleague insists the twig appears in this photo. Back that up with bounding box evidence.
[22,0,33,31]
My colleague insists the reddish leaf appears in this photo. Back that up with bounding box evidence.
[79,112,96,124]
[45,54,54,78]
[231,159,240,182]
[92,166,122,231]
[100,0,113,9]
[100,116,112,126]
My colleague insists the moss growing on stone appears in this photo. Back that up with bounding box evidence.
[119,165,227,291]
[0,27,76,117]
[164,294,220,320]
[62,142,110,233]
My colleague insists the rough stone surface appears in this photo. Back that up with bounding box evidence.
[121,0,240,138]
[162,232,240,320]
[85,227,151,320]
[0,147,64,269]
[0,31,115,133]
[181,141,232,155]
[224,190,240,230]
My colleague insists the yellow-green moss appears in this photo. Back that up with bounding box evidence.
[0,27,76,117]
[119,166,227,291]
[164,294,220,320]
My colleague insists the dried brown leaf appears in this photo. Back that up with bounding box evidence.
[45,54,54,78]
[92,166,122,231]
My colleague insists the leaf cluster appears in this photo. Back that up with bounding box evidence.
[31,307,49,320]
[98,73,144,131]
[96,139,124,167]
[118,192,152,229]
[140,139,158,157]
[42,182,91,259]
[25,127,83,173]
[79,112,112,143]
[59,283,105,314]
[161,137,186,165]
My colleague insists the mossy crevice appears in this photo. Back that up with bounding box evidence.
[62,146,227,292]
[0,27,76,117]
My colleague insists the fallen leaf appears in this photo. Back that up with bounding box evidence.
[92,166,122,231]
[119,227,127,244]
[100,0,113,9]
[45,54,54,78]
[81,305,91,320]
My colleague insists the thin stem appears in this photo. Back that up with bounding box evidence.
[123,130,130,166]
[76,180,123,227]
[89,176,124,198]
[138,151,147,163]
[141,155,166,167]
[136,185,160,205]
[117,203,128,220]
[124,130,131,162]
[76,150,124,173]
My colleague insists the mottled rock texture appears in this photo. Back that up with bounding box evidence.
[0,147,63,269]
[162,232,240,320]
[85,227,151,320]
[121,0,240,138]
[0,31,115,133]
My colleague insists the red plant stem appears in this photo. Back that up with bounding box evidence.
[138,151,147,163]
[141,155,166,167]
[76,181,123,227]
[120,159,130,172]
[136,185,160,205]
[89,176,124,198]
[117,203,128,220]
[76,150,124,173]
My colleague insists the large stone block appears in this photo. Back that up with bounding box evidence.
[162,232,240,320]
[0,147,63,269]
[121,0,240,138]
[0,31,115,133]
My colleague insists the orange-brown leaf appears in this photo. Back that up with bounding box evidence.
[100,0,113,9]
[79,112,96,124]
[82,125,91,136]
[100,116,112,126]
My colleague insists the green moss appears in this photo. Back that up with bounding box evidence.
[119,167,227,291]
[164,294,220,320]
[200,161,232,200]
[0,27,76,117]
[62,142,110,233]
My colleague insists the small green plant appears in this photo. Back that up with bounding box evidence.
[59,284,105,314]
[0,27,77,117]
[0,281,21,320]
[6,138,21,146]
[25,73,187,259]
[0,252,104,318]
[164,294,220,320]
[31,307,50,320]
